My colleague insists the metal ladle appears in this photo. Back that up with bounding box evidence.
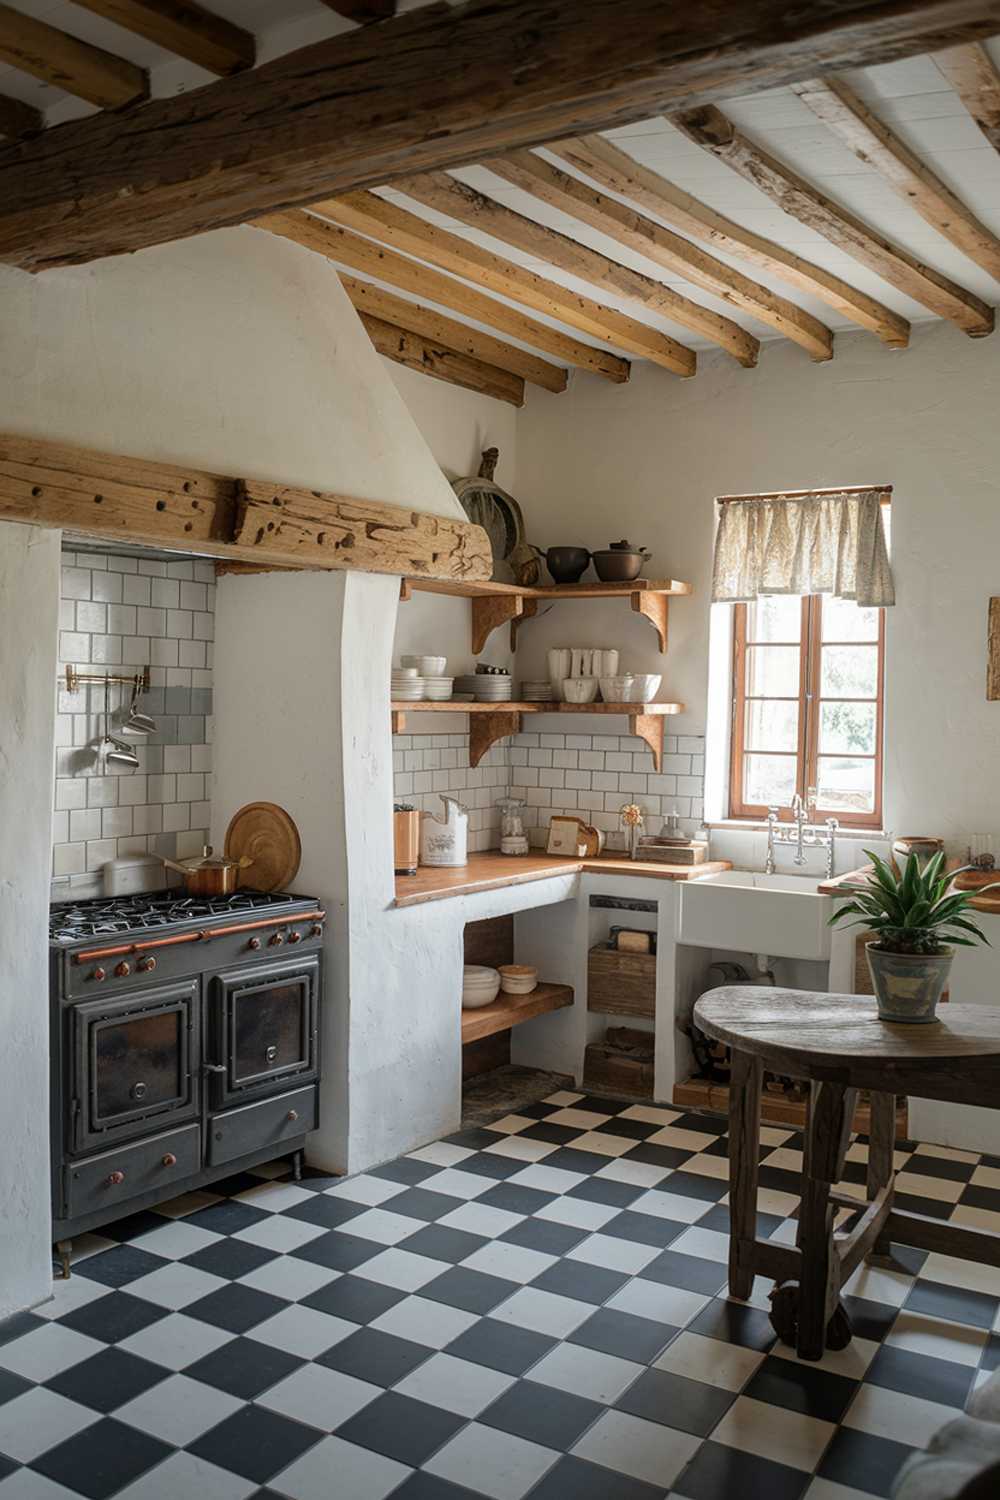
[102,676,140,768]
[119,674,157,737]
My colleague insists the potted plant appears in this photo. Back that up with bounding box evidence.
[830,850,1000,1022]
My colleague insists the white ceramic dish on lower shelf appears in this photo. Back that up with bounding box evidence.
[462,965,501,1008]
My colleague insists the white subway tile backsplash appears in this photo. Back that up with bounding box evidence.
[151,637,179,667]
[76,601,107,633]
[164,746,191,774]
[123,575,152,606]
[86,838,118,871]
[53,843,87,877]
[91,635,123,665]
[87,777,116,808]
[92,571,123,604]
[163,802,190,833]
[192,612,214,641]
[138,559,167,578]
[60,631,90,662]
[166,559,194,580]
[167,610,192,638]
[137,607,166,636]
[107,604,136,636]
[55,781,86,815]
[70,808,102,842]
[122,636,150,665]
[102,806,133,839]
[61,567,92,600]
[177,773,204,801]
[151,577,180,609]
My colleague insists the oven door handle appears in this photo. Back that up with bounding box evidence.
[202,1062,227,1075]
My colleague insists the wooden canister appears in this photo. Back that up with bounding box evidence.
[891,836,944,876]
[393,808,421,875]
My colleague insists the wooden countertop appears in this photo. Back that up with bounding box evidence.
[819,859,1000,912]
[394,851,732,908]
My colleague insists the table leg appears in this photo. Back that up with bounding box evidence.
[798,1080,858,1361]
[728,1048,762,1301]
[866,1091,895,1262]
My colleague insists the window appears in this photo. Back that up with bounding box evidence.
[729,594,884,827]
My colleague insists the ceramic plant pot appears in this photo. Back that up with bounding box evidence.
[866,944,952,1023]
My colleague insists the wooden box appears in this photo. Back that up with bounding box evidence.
[584,1026,655,1099]
[588,944,656,1018]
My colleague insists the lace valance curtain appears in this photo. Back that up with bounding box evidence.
[711,489,895,608]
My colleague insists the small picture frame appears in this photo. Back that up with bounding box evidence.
[547,815,586,857]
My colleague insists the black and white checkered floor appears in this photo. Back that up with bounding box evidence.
[3,1092,1000,1500]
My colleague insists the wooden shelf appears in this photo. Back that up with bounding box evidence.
[673,1077,909,1137]
[390,699,683,770]
[461,981,574,1044]
[400,575,692,652]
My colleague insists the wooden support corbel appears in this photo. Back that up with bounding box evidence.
[399,578,412,601]
[469,710,521,767]
[471,593,524,654]
[509,598,538,650]
[391,710,406,733]
[631,713,664,772]
[631,590,668,652]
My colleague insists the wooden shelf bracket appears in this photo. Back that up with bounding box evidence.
[469,709,522,767]
[631,590,669,652]
[631,713,664,772]
[471,593,525,654]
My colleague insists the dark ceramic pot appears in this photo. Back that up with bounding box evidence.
[541,546,591,584]
[592,547,651,582]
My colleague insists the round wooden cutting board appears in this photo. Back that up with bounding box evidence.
[225,802,301,892]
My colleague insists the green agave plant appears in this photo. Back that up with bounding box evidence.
[829,850,1000,955]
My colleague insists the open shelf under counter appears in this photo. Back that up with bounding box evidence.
[390,699,683,769]
[461,981,574,1044]
[400,575,692,653]
[673,1076,909,1138]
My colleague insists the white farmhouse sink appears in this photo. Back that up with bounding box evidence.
[678,870,833,962]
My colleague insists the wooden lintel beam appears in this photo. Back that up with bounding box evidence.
[0,432,492,582]
[66,2,255,77]
[935,41,1000,152]
[0,2,148,108]
[792,74,1000,281]
[490,149,833,361]
[320,0,396,19]
[552,134,910,347]
[257,209,632,383]
[340,275,567,393]
[674,104,994,337]
[319,190,694,376]
[360,312,526,406]
[0,90,42,138]
[394,170,758,367]
[4,0,1000,271]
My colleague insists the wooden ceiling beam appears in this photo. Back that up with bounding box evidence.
[552,134,909,346]
[0,2,148,109]
[340,276,567,393]
[393,171,758,366]
[66,2,255,77]
[791,74,1000,281]
[256,210,634,383]
[4,0,999,271]
[674,104,994,337]
[934,42,1000,152]
[0,91,42,138]
[317,190,695,376]
[361,312,525,406]
[320,0,396,19]
[490,148,833,361]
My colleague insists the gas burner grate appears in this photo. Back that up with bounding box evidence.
[49,888,302,944]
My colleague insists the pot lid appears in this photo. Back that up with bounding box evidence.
[604,539,648,552]
[179,845,239,871]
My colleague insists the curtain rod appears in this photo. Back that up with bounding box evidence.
[716,484,893,505]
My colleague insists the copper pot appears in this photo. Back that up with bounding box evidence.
[160,846,253,896]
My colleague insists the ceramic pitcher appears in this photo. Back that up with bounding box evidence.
[547,648,571,695]
[420,794,469,867]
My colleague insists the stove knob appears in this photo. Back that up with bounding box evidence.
[161,1153,177,1168]
[247,937,261,951]
[115,961,131,978]
[92,967,106,982]
[105,1170,126,1187]
[287,930,302,944]
[268,932,284,947]
[137,956,156,973]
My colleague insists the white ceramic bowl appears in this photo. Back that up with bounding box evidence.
[393,666,418,678]
[599,675,635,703]
[462,965,501,1008]
[562,677,599,704]
[402,654,447,676]
[629,674,661,701]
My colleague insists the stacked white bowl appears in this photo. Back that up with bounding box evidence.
[398,655,452,700]
[498,964,538,995]
[392,666,425,701]
[599,674,635,703]
[462,965,501,1008]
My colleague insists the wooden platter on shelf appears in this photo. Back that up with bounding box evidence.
[225,801,302,892]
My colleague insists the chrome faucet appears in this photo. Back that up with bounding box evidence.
[765,794,839,877]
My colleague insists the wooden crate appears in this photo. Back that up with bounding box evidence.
[584,1026,655,1099]
[588,944,656,1018]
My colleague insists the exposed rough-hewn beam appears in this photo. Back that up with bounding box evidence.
[935,41,1000,151]
[791,75,1000,281]
[674,104,994,336]
[0,432,493,581]
[392,172,757,366]
[0,2,148,108]
[318,191,696,376]
[67,1,255,76]
[340,275,568,393]
[3,0,1000,271]
[552,134,910,346]
[490,149,833,361]
[361,312,525,406]
[320,0,396,19]
[257,209,635,383]
[0,91,42,138]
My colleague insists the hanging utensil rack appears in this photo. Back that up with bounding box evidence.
[64,666,151,694]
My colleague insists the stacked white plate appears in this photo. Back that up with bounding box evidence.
[462,965,501,1008]
[473,677,514,702]
[423,677,454,701]
[522,681,555,702]
[392,670,427,701]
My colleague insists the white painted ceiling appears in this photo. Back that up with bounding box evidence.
[4,3,1000,367]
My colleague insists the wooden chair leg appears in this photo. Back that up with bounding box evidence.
[798,1080,858,1360]
[727,1048,763,1301]
[866,1091,896,1261]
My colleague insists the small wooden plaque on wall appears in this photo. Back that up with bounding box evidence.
[989,598,1000,701]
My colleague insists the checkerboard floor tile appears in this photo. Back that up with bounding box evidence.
[2,1094,997,1500]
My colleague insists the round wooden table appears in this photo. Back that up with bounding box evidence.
[694,987,1000,1361]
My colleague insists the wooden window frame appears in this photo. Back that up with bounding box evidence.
[729,595,885,828]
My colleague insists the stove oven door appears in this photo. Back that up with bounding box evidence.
[209,955,319,1110]
[71,978,200,1155]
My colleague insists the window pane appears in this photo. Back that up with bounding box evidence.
[821,596,879,642]
[747,595,802,643]
[821,644,878,698]
[746,700,799,753]
[747,645,801,697]
[817,755,876,813]
[744,754,797,806]
[820,702,877,756]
